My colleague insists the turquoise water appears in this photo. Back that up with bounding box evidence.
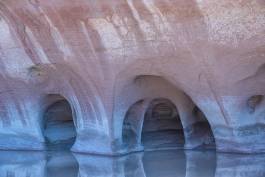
[0,150,264,177]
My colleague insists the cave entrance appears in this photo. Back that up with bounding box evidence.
[141,98,185,150]
[43,95,76,151]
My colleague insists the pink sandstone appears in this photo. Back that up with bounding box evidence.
[0,0,264,155]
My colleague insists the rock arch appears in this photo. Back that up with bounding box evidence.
[29,63,113,154]
[116,74,216,154]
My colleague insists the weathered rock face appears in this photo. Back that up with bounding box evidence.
[0,0,264,155]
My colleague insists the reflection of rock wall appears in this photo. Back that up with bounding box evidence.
[0,150,264,177]
[215,153,265,177]
[0,0,264,154]
[73,153,145,177]
[185,151,216,177]
[0,151,79,177]
[143,150,186,177]
[46,152,79,177]
[0,151,46,177]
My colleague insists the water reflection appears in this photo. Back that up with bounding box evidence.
[0,150,264,177]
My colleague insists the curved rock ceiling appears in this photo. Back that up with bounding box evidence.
[0,0,264,155]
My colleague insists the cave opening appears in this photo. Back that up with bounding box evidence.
[43,95,76,151]
[141,98,185,150]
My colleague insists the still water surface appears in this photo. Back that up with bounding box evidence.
[0,150,264,177]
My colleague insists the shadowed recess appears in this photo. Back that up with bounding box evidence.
[142,98,185,150]
[189,106,216,149]
[43,95,76,151]
[122,100,145,149]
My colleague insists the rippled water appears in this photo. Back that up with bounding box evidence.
[0,150,264,177]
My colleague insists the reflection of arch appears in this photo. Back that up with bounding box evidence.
[143,150,186,177]
[74,152,145,177]
[42,94,77,151]
[46,152,79,177]
[141,98,185,150]
[185,150,216,177]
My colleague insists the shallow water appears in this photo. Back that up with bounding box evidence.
[0,150,264,177]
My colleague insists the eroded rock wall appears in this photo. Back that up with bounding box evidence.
[0,0,264,154]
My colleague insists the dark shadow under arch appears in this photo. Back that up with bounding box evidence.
[43,94,77,151]
[141,98,185,150]
[189,106,216,149]
[122,100,145,149]
[121,74,216,152]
